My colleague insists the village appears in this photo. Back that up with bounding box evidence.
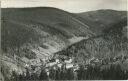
[23,54,128,76]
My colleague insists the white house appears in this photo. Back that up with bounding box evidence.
[64,58,72,64]
[66,63,74,69]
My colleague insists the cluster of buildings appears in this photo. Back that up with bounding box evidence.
[22,54,128,76]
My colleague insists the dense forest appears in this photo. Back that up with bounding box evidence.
[6,64,128,81]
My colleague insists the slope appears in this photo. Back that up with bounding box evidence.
[77,9,127,35]
[55,17,128,66]
[1,7,94,77]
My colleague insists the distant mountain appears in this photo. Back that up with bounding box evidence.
[77,9,127,35]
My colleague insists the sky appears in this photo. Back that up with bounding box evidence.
[1,0,127,12]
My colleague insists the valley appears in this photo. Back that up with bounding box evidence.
[1,7,128,80]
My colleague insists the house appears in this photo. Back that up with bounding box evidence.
[66,63,74,69]
[55,59,60,63]
[25,64,29,68]
[57,63,63,68]
[64,58,72,63]
[46,62,57,67]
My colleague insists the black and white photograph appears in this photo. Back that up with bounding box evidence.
[0,0,128,81]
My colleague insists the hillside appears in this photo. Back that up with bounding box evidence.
[1,7,94,79]
[55,17,128,67]
[1,7,95,58]
[77,9,127,35]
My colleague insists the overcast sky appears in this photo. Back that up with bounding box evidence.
[1,0,127,12]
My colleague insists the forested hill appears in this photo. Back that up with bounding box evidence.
[77,9,127,35]
[1,7,94,58]
[55,17,128,66]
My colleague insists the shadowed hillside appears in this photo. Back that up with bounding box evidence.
[77,9,127,35]
[1,7,94,58]
[55,17,128,67]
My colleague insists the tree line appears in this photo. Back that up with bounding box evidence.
[9,63,128,81]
